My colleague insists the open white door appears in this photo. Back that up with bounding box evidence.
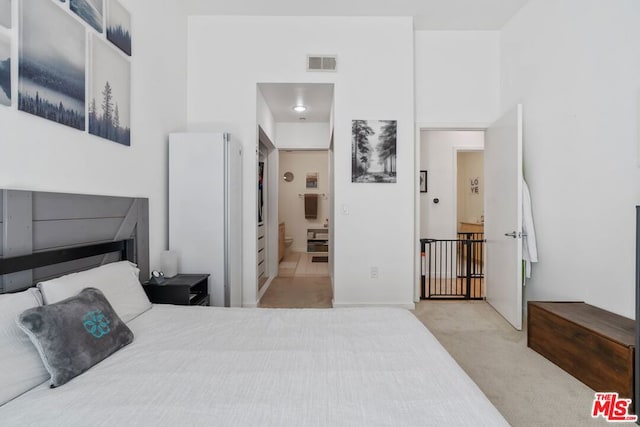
[485,104,523,330]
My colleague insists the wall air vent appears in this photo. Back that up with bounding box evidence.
[307,55,337,72]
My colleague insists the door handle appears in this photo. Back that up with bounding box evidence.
[504,232,517,238]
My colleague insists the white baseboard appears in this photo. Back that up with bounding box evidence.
[254,275,275,304]
[242,275,276,308]
[332,301,416,310]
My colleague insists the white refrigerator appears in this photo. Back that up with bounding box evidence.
[169,132,243,307]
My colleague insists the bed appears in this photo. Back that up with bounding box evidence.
[0,239,508,426]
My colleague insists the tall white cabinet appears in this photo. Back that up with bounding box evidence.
[169,133,243,307]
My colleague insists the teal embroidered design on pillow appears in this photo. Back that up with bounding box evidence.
[83,310,111,338]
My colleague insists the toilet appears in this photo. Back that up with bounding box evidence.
[284,236,293,256]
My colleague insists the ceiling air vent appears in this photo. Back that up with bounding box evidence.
[307,55,337,72]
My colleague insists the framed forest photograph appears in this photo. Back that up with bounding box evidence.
[89,36,130,146]
[107,0,131,56]
[19,0,86,130]
[0,34,10,106]
[70,0,104,33]
[352,119,397,183]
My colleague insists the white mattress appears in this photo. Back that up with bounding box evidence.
[1,306,508,426]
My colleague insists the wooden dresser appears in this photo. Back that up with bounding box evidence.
[528,301,635,405]
[459,222,484,234]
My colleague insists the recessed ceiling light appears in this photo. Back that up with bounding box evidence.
[292,105,307,113]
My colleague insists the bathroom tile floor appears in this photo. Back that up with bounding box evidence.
[278,251,329,277]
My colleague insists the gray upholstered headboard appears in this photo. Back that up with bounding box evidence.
[0,190,149,293]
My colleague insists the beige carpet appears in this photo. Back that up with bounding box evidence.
[414,300,609,427]
[259,276,333,308]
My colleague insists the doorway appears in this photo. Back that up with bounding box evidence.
[419,130,485,299]
[257,132,274,291]
[255,82,334,308]
[418,104,525,329]
[455,149,485,297]
[278,150,330,278]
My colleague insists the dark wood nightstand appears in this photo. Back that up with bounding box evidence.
[143,274,210,306]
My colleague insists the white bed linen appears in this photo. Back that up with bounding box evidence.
[0,306,508,426]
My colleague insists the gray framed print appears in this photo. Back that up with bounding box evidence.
[0,34,10,106]
[89,36,130,146]
[19,0,86,130]
[70,0,104,33]
[352,119,397,183]
[107,0,131,56]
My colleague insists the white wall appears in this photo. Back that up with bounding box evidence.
[0,0,187,272]
[501,0,640,318]
[420,130,484,239]
[188,16,415,307]
[279,151,330,253]
[414,31,500,126]
[275,122,330,150]
[257,88,276,143]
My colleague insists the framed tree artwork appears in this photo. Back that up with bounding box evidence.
[70,0,104,33]
[107,0,131,56]
[0,34,9,106]
[352,120,397,183]
[89,36,130,145]
[420,170,427,193]
[19,0,86,130]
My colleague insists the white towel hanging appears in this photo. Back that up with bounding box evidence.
[522,178,538,280]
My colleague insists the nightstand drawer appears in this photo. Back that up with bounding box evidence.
[192,294,210,306]
[143,274,209,306]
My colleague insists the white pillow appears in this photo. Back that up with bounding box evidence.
[38,261,151,323]
[0,288,49,405]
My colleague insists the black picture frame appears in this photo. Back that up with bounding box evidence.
[352,119,397,183]
[420,170,427,193]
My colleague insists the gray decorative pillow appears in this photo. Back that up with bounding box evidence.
[16,287,134,387]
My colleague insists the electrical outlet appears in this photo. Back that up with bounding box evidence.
[370,267,378,279]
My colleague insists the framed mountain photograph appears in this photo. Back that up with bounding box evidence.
[19,0,86,130]
[0,34,10,106]
[70,0,104,33]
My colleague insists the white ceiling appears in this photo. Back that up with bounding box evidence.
[258,83,334,123]
[183,0,530,31]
